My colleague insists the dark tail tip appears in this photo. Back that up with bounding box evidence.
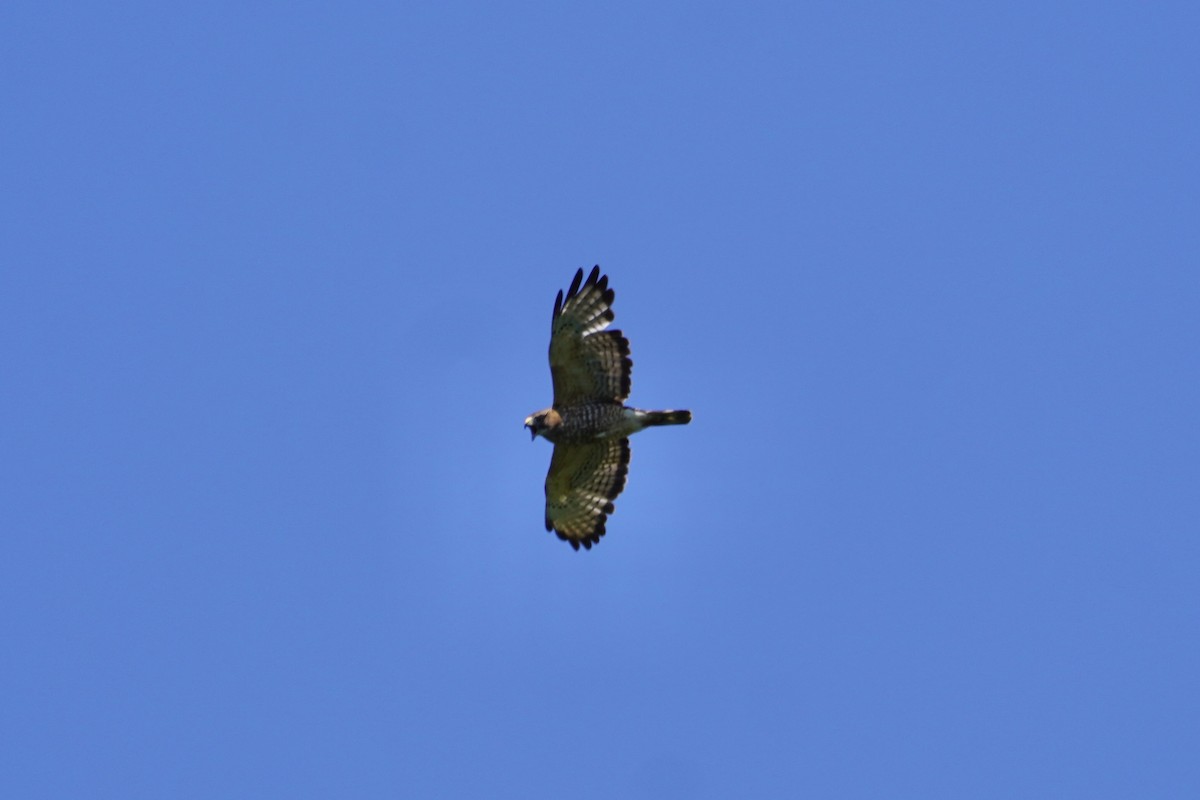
[647,410,692,426]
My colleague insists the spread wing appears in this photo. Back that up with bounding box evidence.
[549,266,632,407]
[544,437,631,550]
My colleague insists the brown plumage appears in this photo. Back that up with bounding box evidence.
[525,266,691,550]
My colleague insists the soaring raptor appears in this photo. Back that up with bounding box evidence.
[525,266,691,550]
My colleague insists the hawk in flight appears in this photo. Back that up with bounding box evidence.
[525,266,691,550]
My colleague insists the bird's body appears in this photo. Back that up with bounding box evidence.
[525,266,691,550]
[528,405,691,445]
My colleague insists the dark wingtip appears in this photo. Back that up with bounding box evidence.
[565,268,585,302]
[585,265,601,287]
[553,289,563,319]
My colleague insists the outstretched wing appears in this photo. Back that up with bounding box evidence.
[549,266,632,407]
[544,437,631,550]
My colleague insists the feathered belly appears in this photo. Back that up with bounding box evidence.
[546,403,629,443]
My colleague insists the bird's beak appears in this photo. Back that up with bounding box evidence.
[524,418,536,440]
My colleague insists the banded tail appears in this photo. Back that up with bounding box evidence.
[644,409,692,426]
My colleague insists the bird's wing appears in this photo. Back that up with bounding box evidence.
[544,437,631,550]
[548,266,632,407]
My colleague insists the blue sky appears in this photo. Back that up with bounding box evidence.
[3,2,1198,797]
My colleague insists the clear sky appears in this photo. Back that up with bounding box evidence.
[3,2,1197,797]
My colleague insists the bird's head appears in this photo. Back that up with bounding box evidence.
[523,409,560,441]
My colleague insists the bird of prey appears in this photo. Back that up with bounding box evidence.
[525,266,691,550]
